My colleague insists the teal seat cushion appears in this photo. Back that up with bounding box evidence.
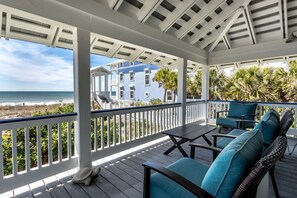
[216,129,246,149]
[201,129,263,198]
[150,158,209,198]
[227,102,257,119]
[216,117,241,128]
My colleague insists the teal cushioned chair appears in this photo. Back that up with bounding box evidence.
[216,101,257,131]
[143,129,263,198]
[216,109,280,150]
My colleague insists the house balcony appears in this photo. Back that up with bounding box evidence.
[0,100,296,197]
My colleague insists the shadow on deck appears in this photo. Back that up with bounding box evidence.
[3,133,297,198]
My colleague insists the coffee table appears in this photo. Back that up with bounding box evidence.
[162,121,217,157]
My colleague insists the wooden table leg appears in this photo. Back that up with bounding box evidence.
[202,135,212,146]
[164,136,189,157]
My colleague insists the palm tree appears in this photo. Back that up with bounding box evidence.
[283,61,297,101]
[209,69,228,100]
[225,66,278,101]
[153,68,179,102]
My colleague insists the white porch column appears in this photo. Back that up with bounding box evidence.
[105,74,108,93]
[73,28,92,169]
[98,76,101,92]
[177,58,187,126]
[201,65,209,123]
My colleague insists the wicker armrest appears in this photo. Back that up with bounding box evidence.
[142,161,214,198]
[189,143,222,159]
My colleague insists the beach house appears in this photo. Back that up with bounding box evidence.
[0,0,297,197]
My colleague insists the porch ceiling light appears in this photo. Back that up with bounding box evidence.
[286,30,297,43]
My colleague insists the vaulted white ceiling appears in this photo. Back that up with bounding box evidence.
[0,0,297,71]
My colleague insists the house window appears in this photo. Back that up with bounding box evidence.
[130,71,135,81]
[130,86,135,99]
[120,87,124,98]
[144,69,150,86]
[120,73,124,82]
[167,90,173,101]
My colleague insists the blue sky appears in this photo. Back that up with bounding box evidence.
[0,39,118,91]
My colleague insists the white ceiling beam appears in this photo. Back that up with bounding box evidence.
[208,8,243,52]
[243,5,256,44]
[90,36,97,49]
[278,0,285,39]
[0,11,2,38]
[129,49,144,61]
[208,40,297,65]
[223,35,231,49]
[145,54,160,64]
[175,0,224,39]
[48,26,59,46]
[159,0,196,32]
[106,44,122,58]
[157,57,172,67]
[189,0,251,45]
[5,12,11,39]
[137,0,162,23]
[0,0,207,64]
[283,0,288,39]
[108,0,123,11]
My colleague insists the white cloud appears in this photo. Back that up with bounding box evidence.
[0,39,73,86]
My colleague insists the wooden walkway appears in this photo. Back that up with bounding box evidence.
[2,135,297,198]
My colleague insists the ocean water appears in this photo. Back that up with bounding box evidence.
[0,91,74,105]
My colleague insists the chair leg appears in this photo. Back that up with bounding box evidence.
[270,167,280,198]
[289,143,297,155]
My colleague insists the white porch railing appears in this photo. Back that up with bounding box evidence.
[0,113,77,193]
[186,100,206,124]
[207,100,297,134]
[1,100,296,193]
[90,103,183,160]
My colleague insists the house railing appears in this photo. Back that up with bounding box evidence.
[0,113,77,193]
[0,101,206,193]
[207,100,297,134]
[186,100,206,124]
[90,103,182,159]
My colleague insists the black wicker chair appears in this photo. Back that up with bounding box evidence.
[142,136,287,198]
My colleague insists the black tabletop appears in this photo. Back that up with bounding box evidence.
[162,121,217,141]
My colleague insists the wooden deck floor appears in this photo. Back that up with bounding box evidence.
[2,134,297,198]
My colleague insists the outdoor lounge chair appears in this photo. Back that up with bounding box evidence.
[143,130,287,198]
[216,101,257,132]
[211,109,293,198]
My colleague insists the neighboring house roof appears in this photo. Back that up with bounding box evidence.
[90,66,112,75]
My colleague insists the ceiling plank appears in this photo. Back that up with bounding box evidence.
[159,0,196,32]
[175,0,223,39]
[208,40,297,65]
[208,8,243,52]
[108,0,124,11]
[188,0,252,45]
[243,5,256,44]
[137,0,162,23]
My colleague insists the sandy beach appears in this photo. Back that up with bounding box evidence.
[0,102,72,120]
